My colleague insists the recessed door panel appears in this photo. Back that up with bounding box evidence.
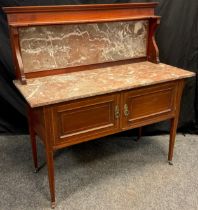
[122,82,177,129]
[52,94,120,146]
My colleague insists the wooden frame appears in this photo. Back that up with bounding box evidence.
[3,3,194,208]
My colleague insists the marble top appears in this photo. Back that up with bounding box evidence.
[14,61,195,108]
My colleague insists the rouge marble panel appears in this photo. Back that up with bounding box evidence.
[14,61,195,108]
[18,20,148,73]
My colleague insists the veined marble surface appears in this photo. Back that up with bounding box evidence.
[19,20,148,73]
[14,62,195,108]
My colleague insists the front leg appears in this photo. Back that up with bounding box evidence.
[168,79,185,165]
[46,149,55,208]
[29,125,38,172]
[28,107,38,172]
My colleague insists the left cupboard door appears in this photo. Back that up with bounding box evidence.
[51,94,121,148]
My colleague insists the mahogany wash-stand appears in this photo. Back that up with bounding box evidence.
[4,3,195,208]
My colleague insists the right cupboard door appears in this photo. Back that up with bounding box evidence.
[121,81,178,130]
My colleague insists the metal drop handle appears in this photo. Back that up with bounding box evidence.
[124,104,129,117]
[115,105,120,119]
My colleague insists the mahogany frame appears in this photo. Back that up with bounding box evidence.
[3,3,189,209]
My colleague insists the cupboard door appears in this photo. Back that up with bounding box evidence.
[122,81,177,129]
[52,94,120,147]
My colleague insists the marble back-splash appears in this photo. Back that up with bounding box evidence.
[18,20,148,73]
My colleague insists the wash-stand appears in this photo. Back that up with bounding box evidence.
[4,3,195,208]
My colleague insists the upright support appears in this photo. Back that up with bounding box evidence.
[46,150,55,208]
[27,106,38,172]
[168,80,185,165]
[10,27,27,84]
[43,106,56,208]
[147,17,160,64]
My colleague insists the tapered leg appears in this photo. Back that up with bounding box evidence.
[46,150,55,208]
[28,106,38,172]
[29,125,38,172]
[168,117,179,165]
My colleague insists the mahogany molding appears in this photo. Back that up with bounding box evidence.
[3,3,159,26]
[4,3,159,13]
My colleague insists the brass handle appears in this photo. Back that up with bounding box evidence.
[115,105,120,119]
[124,104,129,117]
